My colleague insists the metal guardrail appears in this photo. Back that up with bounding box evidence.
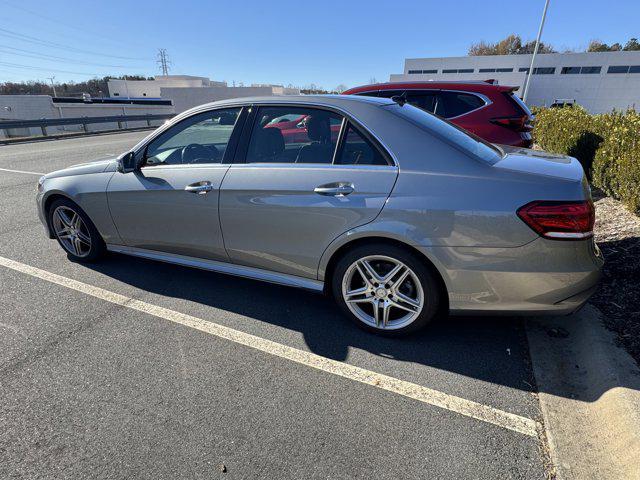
[0,113,175,138]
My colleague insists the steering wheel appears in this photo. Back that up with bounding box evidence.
[180,143,219,164]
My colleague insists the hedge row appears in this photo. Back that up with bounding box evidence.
[532,106,640,213]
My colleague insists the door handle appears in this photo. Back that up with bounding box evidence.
[314,182,354,196]
[185,181,213,195]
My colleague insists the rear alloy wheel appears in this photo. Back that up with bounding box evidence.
[49,198,105,262]
[333,244,440,335]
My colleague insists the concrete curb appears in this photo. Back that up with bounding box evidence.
[527,305,640,479]
[0,127,155,146]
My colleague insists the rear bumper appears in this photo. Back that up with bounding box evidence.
[416,237,603,315]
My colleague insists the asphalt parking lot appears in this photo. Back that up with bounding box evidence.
[1,132,549,479]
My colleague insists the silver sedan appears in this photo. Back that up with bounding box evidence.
[36,95,603,335]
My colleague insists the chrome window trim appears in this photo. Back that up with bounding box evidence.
[226,162,397,171]
[139,163,230,172]
[131,100,399,168]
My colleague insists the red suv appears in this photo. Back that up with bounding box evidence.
[343,81,534,147]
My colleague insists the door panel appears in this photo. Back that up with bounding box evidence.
[219,163,397,278]
[106,106,243,261]
[107,164,230,260]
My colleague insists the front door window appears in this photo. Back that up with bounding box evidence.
[144,108,241,166]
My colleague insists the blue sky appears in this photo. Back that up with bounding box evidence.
[0,0,638,89]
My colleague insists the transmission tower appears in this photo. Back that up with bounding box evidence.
[157,49,171,76]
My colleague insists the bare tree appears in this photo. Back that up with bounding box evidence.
[469,34,555,55]
[333,84,348,93]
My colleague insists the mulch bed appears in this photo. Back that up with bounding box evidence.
[590,189,640,366]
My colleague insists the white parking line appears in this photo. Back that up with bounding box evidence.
[0,167,44,175]
[0,254,539,437]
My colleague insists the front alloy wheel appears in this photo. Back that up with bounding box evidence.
[49,198,105,262]
[52,206,92,258]
[333,244,440,335]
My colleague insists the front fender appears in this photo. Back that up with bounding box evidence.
[39,172,121,244]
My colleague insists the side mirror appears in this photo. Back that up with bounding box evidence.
[117,151,138,173]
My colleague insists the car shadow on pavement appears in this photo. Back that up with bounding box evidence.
[81,252,538,397]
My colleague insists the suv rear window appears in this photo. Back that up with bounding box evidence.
[440,92,485,118]
[384,103,502,164]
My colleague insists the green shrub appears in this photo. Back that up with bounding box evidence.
[592,110,640,212]
[532,105,603,176]
[532,107,640,214]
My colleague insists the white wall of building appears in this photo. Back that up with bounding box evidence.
[0,95,174,139]
[107,75,226,98]
[390,51,640,113]
[107,76,301,113]
[162,86,300,113]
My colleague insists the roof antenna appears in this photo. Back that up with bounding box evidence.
[391,91,407,106]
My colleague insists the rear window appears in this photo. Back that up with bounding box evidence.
[383,103,502,164]
[440,91,485,118]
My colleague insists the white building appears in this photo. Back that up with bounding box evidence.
[0,95,174,139]
[108,75,300,113]
[389,51,640,113]
[107,75,226,98]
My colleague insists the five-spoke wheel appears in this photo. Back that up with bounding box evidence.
[48,198,105,262]
[52,205,92,258]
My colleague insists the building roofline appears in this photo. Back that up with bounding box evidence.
[404,50,640,62]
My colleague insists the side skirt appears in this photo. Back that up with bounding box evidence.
[106,244,325,292]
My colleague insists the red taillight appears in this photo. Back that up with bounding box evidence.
[517,200,595,240]
[490,115,533,132]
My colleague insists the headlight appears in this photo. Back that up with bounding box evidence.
[37,175,46,192]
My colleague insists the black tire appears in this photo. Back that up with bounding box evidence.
[48,197,106,262]
[332,243,441,336]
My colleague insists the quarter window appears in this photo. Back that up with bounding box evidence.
[246,107,342,164]
[335,124,388,166]
[440,91,485,118]
[144,108,241,166]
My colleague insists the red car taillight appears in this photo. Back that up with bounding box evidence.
[517,200,595,240]
[490,115,533,132]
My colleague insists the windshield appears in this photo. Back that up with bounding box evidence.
[383,103,503,164]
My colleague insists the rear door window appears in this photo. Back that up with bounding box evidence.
[379,89,445,117]
[406,91,439,114]
[245,106,342,164]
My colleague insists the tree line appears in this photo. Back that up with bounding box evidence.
[0,75,152,96]
[468,34,640,56]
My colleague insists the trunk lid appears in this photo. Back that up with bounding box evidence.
[492,146,585,183]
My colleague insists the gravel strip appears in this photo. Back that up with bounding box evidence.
[591,189,640,366]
